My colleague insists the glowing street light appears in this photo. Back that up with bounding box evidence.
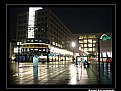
[72,42,75,48]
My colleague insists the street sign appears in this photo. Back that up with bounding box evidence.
[100,34,112,41]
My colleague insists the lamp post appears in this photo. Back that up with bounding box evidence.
[97,38,101,83]
[72,42,75,63]
[17,42,21,68]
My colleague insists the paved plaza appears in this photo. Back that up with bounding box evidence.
[8,61,112,85]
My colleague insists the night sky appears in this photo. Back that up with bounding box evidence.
[9,6,113,38]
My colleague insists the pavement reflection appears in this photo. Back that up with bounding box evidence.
[9,61,112,85]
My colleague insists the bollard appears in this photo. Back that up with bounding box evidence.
[33,55,38,67]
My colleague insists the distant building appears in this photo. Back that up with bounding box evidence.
[73,33,112,59]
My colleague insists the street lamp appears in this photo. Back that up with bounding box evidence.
[17,42,21,67]
[72,42,75,63]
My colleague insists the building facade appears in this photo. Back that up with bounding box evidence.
[16,7,73,62]
[9,36,16,60]
[73,33,112,59]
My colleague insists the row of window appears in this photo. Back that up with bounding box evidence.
[49,13,71,37]
[79,47,96,52]
[37,34,47,38]
[79,35,97,39]
[18,20,27,25]
[36,17,47,21]
[37,10,47,16]
[36,22,48,27]
[18,25,27,29]
[49,23,70,39]
[79,43,96,47]
[18,14,27,19]
[79,40,97,43]
[17,31,26,35]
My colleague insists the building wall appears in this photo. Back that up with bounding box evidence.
[16,12,29,42]
[73,33,112,57]
[16,8,73,52]
[35,8,73,51]
[9,42,16,58]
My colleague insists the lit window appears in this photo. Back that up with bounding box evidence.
[93,48,95,51]
[79,36,83,39]
[102,52,107,57]
[52,42,55,45]
[43,49,45,51]
[80,44,83,47]
[93,44,95,47]
[107,52,111,57]
[93,40,96,43]
[88,44,92,47]
[84,35,87,39]
[88,48,92,51]
[56,43,58,46]
[79,47,81,50]
[84,44,87,47]
[88,39,92,43]
[79,40,83,43]
[84,40,87,43]
[88,35,92,38]
[84,48,88,52]
[92,35,96,38]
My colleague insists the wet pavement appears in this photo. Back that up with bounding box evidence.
[8,61,112,85]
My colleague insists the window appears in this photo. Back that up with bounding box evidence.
[19,16,21,19]
[79,47,82,50]
[84,35,87,39]
[84,48,88,52]
[84,40,87,43]
[18,26,20,29]
[45,17,47,20]
[93,44,95,47]
[45,11,47,14]
[21,26,23,29]
[24,26,26,28]
[42,12,44,15]
[79,36,83,39]
[80,44,83,47]
[42,17,44,20]
[52,42,55,45]
[88,35,92,38]
[88,44,92,47]
[24,20,26,23]
[93,40,96,43]
[79,40,83,43]
[41,23,44,26]
[88,39,92,43]
[84,44,87,47]
[88,48,92,51]
[41,35,43,37]
[38,18,40,21]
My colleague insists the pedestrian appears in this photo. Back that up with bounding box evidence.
[84,60,87,68]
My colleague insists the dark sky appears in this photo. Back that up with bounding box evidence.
[9,6,112,38]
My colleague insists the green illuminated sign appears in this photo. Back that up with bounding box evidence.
[100,34,112,41]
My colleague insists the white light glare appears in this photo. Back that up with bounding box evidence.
[72,42,75,47]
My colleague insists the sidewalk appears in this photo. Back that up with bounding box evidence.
[9,61,112,85]
[87,61,112,85]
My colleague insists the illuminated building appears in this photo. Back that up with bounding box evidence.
[73,33,112,60]
[9,36,16,60]
[16,7,73,62]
